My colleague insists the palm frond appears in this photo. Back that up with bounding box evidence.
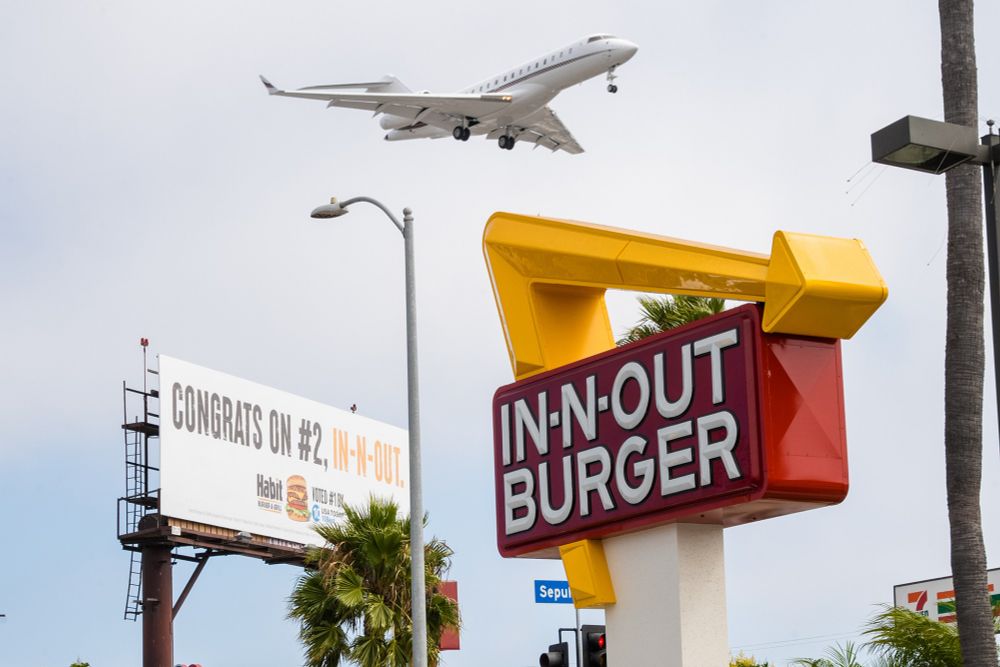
[617,295,726,345]
[363,595,395,634]
[351,633,390,667]
[862,604,963,666]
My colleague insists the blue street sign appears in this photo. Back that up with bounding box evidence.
[534,579,573,604]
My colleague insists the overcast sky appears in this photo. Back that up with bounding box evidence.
[3,1,1000,665]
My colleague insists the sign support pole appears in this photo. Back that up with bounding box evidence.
[603,524,728,666]
[574,607,582,667]
[141,544,174,667]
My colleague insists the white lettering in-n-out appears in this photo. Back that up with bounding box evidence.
[693,328,739,404]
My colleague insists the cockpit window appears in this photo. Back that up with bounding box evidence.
[587,34,614,43]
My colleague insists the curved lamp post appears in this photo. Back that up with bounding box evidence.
[310,196,426,667]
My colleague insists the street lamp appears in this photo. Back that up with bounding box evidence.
[871,114,1000,426]
[309,196,427,667]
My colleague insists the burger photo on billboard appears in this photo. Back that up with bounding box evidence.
[286,474,309,522]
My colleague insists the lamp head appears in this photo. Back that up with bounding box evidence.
[871,115,983,174]
[310,197,349,220]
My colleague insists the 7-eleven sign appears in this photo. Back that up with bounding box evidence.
[894,569,1000,626]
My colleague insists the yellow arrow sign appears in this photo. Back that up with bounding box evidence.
[483,212,888,380]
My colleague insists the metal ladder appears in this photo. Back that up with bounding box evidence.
[121,343,160,621]
[124,550,143,621]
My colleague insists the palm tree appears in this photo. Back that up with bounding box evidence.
[288,496,460,667]
[862,605,964,667]
[937,1,995,663]
[617,295,726,345]
[790,642,864,667]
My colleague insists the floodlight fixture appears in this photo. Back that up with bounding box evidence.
[871,115,988,174]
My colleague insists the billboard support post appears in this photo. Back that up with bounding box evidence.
[141,544,173,667]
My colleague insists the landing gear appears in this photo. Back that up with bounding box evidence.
[606,66,619,93]
[452,126,471,141]
[498,134,515,150]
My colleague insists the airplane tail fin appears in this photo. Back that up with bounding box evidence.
[259,74,280,95]
[297,74,411,93]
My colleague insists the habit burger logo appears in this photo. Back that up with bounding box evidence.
[286,474,310,522]
[492,305,767,557]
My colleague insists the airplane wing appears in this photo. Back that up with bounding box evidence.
[259,75,511,119]
[487,106,584,155]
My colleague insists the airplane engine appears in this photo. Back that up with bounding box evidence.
[379,114,413,130]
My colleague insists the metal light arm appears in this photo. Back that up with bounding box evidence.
[339,196,406,234]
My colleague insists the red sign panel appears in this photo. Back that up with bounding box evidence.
[492,304,847,558]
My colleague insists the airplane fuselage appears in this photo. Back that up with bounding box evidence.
[379,35,637,136]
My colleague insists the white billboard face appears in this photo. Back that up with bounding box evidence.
[894,568,1000,624]
[159,355,409,546]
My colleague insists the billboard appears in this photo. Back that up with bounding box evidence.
[894,569,1000,624]
[159,356,409,546]
[492,305,849,557]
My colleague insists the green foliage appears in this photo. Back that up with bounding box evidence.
[730,651,770,666]
[288,496,460,667]
[70,662,91,667]
[790,641,864,667]
[617,295,726,345]
[861,605,963,667]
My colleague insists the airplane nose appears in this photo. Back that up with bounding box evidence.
[618,40,638,61]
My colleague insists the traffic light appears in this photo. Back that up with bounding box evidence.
[539,641,569,667]
[581,624,606,667]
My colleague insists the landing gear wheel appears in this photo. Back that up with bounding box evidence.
[461,127,471,141]
[606,66,619,93]
[498,135,509,150]
[506,137,515,150]
[453,126,464,140]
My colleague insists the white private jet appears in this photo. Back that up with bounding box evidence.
[260,34,637,154]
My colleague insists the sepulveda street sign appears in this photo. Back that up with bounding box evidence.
[493,304,848,557]
[535,579,574,604]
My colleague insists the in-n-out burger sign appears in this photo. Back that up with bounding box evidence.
[492,305,848,558]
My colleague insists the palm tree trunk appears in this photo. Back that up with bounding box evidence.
[938,0,995,662]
